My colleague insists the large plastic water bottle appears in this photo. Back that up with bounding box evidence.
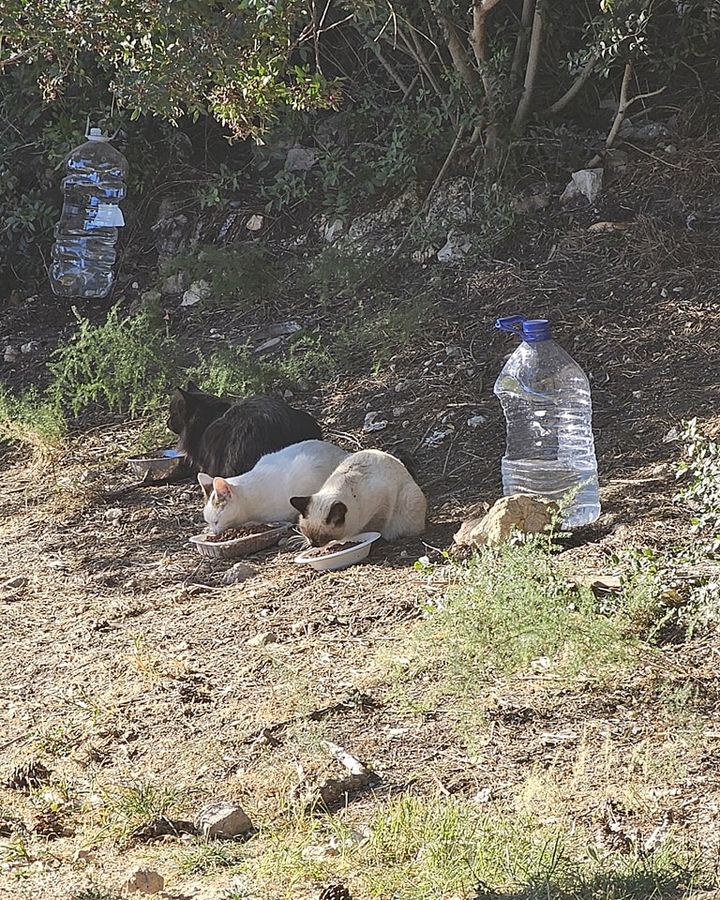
[50,127,128,299]
[494,315,600,527]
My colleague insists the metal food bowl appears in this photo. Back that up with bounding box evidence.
[127,448,187,480]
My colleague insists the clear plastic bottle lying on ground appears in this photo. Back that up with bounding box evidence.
[493,315,600,527]
[49,127,128,299]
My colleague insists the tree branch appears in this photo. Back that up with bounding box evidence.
[544,53,598,116]
[510,0,536,91]
[442,16,481,96]
[586,63,666,167]
[511,0,544,135]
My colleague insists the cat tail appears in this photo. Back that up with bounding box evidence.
[391,448,419,482]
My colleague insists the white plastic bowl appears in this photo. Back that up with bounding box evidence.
[294,531,382,572]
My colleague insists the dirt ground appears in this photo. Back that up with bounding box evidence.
[2,128,720,899]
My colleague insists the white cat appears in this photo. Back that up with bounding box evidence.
[290,449,427,545]
[198,440,350,534]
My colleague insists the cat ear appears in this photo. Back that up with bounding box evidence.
[197,472,214,500]
[213,477,233,504]
[327,501,347,527]
[186,380,201,393]
[290,496,311,516]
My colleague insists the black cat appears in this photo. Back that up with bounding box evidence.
[167,382,323,478]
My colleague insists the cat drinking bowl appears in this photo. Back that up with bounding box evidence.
[128,448,187,481]
[294,531,381,572]
[190,523,290,560]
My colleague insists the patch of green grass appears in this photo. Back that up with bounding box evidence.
[236,792,707,900]
[178,839,247,875]
[97,780,184,844]
[409,538,640,701]
[0,384,67,455]
[33,723,80,758]
[48,303,182,418]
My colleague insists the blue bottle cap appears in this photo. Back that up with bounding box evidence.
[495,315,552,342]
[521,319,551,342]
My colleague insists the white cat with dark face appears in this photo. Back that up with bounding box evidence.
[290,449,427,545]
[198,440,350,534]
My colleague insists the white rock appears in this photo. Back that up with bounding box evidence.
[20,341,39,354]
[194,801,253,839]
[363,411,388,433]
[181,279,212,307]
[246,214,264,232]
[121,868,164,895]
[423,426,454,448]
[561,168,603,204]
[222,563,256,586]
[246,631,277,648]
[323,218,345,243]
[467,415,487,428]
[437,230,472,263]
[3,346,19,363]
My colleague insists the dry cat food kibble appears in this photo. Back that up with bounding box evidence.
[204,525,277,543]
[304,540,363,558]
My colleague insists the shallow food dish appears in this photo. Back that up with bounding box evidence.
[189,523,290,560]
[128,448,187,480]
[294,531,382,572]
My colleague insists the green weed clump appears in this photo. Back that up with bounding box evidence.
[0,384,66,454]
[413,537,638,695]
[619,419,720,643]
[48,304,182,417]
[97,780,184,844]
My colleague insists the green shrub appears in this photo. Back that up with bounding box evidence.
[48,304,182,417]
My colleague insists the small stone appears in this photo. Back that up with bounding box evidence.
[20,341,39,354]
[194,801,253,840]
[181,280,212,307]
[2,575,28,590]
[73,848,93,865]
[246,631,277,648]
[437,230,472,263]
[121,868,165,895]
[222,563,256,586]
[301,843,339,862]
[323,218,345,243]
[285,147,317,172]
[131,281,140,290]
[363,411,388,433]
[466,415,486,428]
[454,495,558,548]
[104,508,123,523]
[161,272,188,295]
[561,167,603,204]
[246,214,264,232]
[4,346,19,363]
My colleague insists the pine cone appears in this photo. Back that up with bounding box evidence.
[319,885,353,900]
[4,761,51,792]
[32,809,66,838]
